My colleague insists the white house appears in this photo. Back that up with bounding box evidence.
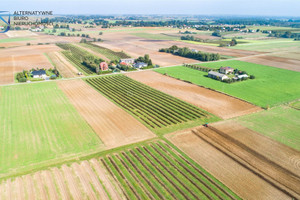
[134,62,148,69]
[31,70,47,79]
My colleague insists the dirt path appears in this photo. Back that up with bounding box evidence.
[58,79,155,148]
[166,128,291,200]
[126,70,261,119]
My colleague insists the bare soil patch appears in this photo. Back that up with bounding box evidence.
[239,55,300,72]
[126,70,261,119]
[58,79,155,148]
[166,128,291,200]
[5,31,37,38]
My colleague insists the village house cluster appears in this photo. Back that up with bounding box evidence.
[208,66,254,83]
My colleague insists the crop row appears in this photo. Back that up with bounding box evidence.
[101,141,240,200]
[86,75,212,130]
[80,42,130,60]
[56,43,95,75]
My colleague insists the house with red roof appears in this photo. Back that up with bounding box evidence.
[100,62,109,71]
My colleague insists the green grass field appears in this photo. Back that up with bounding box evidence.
[86,75,219,135]
[101,140,241,200]
[0,37,35,43]
[229,38,300,52]
[235,106,300,151]
[155,60,300,108]
[0,82,103,177]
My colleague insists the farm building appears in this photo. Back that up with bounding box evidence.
[120,58,135,64]
[220,67,234,74]
[134,62,148,69]
[120,62,129,66]
[31,70,46,78]
[100,62,109,71]
[237,74,249,79]
[208,71,229,80]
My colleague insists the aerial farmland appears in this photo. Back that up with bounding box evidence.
[0,1,300,199]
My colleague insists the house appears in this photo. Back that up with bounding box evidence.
[191,49,199,53]
[208,71,228,81]
[99,62,109,71]
[134,62,148,69]
[31,70,46,78]
[120,58,135,64]
[219,67,234,74]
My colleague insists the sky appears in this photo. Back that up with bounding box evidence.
[2,0,300,17]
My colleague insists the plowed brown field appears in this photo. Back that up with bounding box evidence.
[167,128,292,200]
[58,79,155,148]
[126,70,261,119]
[239,55,300,72]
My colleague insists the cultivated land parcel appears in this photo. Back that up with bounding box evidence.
[0,82,104,178]
[155,60,300,108]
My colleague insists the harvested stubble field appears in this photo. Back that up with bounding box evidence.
[86,75,219,135]
[155,60,300,108]
[0,141,240,200]
[0,45,60,85]
[56,43,96,75]
[58,79,155,148]
[195,122,300,199]
[166,126,293,200]
[0,82,104,178]
[46,52,79,78]
[239,54,300,72]
[127,71,261,119]
[79,42,130,61]
[236,105,300,151]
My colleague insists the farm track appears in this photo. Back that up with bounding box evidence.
[192,123,300,199]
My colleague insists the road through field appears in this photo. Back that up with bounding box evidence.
[58,79,155,148]
[126,70,261,119]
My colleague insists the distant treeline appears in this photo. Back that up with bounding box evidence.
[264,30,300,39]
[159,45,220,62]
[214,18,300,28]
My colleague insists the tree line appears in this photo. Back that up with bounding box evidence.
[159,45,220,62]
